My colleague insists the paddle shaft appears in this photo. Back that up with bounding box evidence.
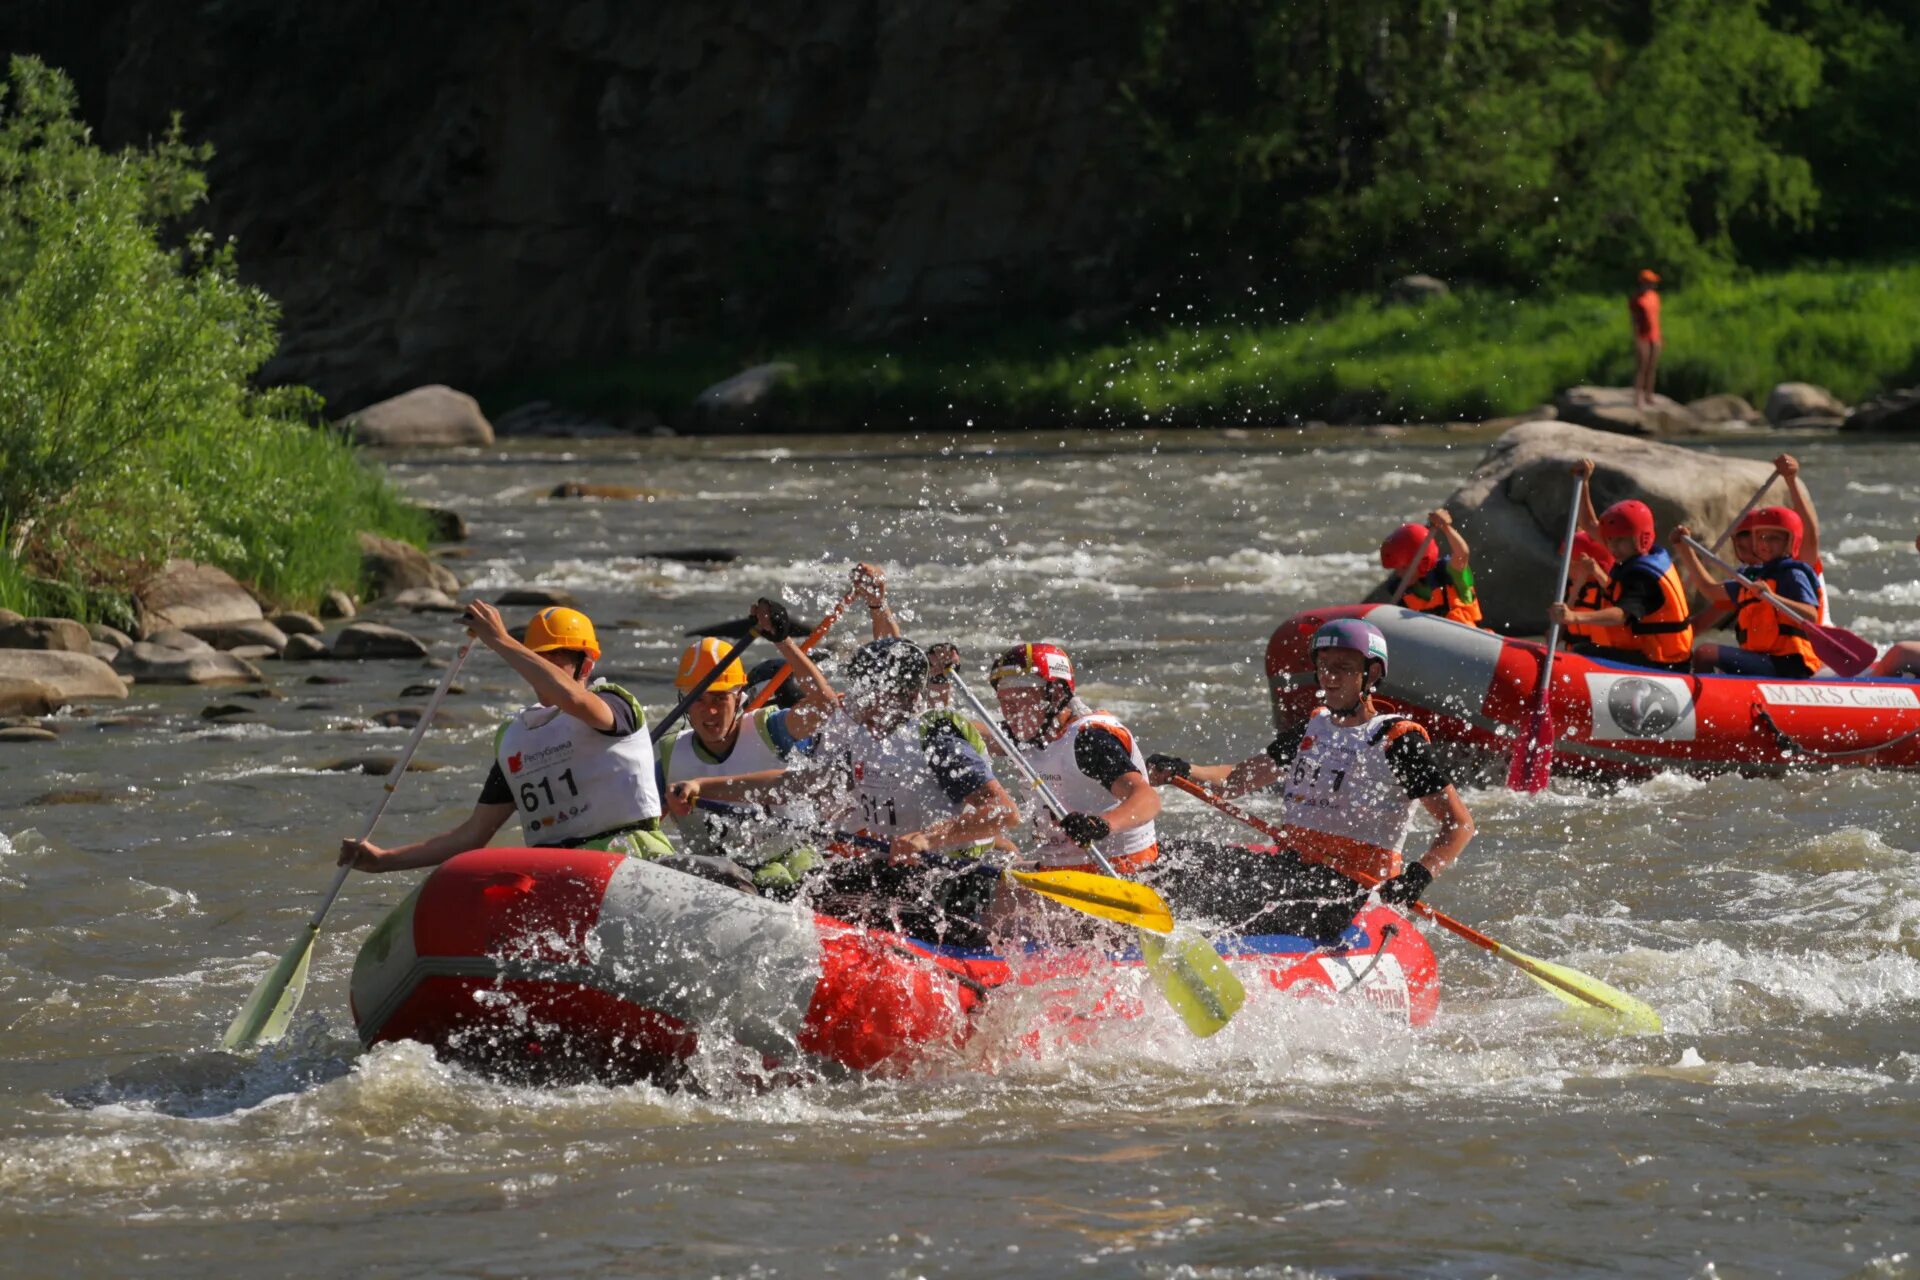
[1708,472,1779,555]
[652,632,756,743]
[744,588,857,712]
[948,672,1122,879]
[1534,474,1587,717]
[1679,534,1866,670]
[1387,530,1437,605]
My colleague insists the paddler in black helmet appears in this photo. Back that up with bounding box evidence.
[667,636,1021,945]
[1146,619,1474,942]
[340,603,674,874]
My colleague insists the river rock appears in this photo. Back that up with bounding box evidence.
[146,628,215,653]
[319,589,357,620]
[29,788,104,805]
[228,644,280,661]
[318,755,442,775]
[0,651,128,701]
[188,618,289,654]
[0,608,21,626]
[340,384,495,447]
[496,587,578,607]
[399,682,464,697]
[1843,387,1920,434]
[0,617,93,653]
[1552,386,1703,437]
[136,559,263,635]
[270,611,324,636]
[641,547,740,566]
[0,678,65,717]
[201,703,257,720]
[0,725,58,744]
[1434,421,1795,634]
[282,633,330,660]
[390,587,463,613]
[691,362,796,426]
[87,623,133,651]
[1686,393,1762,424]
[1383,274,1449,305]
[1764,382,1846,425]
[549,481,670,501]
[90,641,121,664]
[358,531,460,599]
[421,505,469,542]
[113,643,264,685]
[331,621,431,660]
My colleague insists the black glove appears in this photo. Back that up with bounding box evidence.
[1376,861,1433,907]
[1060,812,1111,846]
[752,597,795,642]
[1146,752,1192,781]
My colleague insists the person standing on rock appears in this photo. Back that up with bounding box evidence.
[1548,459,1694,672]
[1630,269,1662,409]
[1381,509,1483,627]
[339,602,674,874]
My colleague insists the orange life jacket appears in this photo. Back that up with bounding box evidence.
[1604,552,1693,665]
[1564,579,1630,648]
[1403,560,1484,628]
[1732,558,1819,669]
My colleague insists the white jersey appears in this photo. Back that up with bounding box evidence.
[1278,707,1425,880]
[1017,711,1157,868]
[813,707,993,856]
[659,707,804,858]
[495,682,660,846]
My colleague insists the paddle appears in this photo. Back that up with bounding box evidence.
[651,631,756,744]
[1679,535,1876,677]
[1507,474,1586,793]
[1165,776,1663,1033]
[693,798,1174,934]
[221,638,475,1051]
[1707,472,1779,555]
[949,673,1246,1036]
[744,587,857,712]
[1387,529,1437,605]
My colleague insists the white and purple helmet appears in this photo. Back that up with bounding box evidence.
[1310,618,1389,682]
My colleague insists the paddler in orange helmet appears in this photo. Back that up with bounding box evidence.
[988,642,1162,877]
[1669,508,1822,678]
[340,603,674,874]
[1380,508,1483,627]
[1547,459,1693,672]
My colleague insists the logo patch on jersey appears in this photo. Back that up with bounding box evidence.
[1299,736,1315,751]
[507,752,523,773]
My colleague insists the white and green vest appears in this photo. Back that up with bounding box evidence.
[494,682,661,847]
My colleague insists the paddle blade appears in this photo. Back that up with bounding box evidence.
[220,925,318,1051]
[1008,868,1174,935]
[1496,942,1663,1035]
[1506,706,1554,793]
[1140,928,1248,1038]
[1808,623,1877,678]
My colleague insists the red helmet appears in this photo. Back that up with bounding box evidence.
[990,642,1075,694]
[1739,505,1804,559]
[1380,523,1440,577]
[1597,500,1657,556]
[1565,529,1616,573]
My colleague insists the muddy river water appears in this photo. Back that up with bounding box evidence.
[4,430,1918,1278]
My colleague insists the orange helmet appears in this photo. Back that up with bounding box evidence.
[1739,506,1804,559]
[523,607,600,660]
[1380,523,1440,577]
[675,636,747,693]
[1598,500,1657,556]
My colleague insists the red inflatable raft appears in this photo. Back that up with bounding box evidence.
[1267,605,1920,781]
[351,847,1438,1082]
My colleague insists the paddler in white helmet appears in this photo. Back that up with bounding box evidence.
[657,599,836,892]
[666,636,1021,945]
[988,642,1162,877]
[340,602,673,874]
[1146,619,1474,942]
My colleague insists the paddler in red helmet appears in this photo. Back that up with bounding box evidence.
[1669,507,1822,678]
[988,642,1162,877]
[1547,459,1694,672]
[1148,620,1474,942]
[1380,509,1483,627]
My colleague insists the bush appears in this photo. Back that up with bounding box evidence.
[0,56,427,612]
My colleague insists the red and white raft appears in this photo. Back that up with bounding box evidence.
[351,848,1437,1082]
[1267,605,1920,781]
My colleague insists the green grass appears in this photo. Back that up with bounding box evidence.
[503,262,1920,428]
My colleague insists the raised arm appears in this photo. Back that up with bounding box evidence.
[1775,454,1821,567]
[467,601,613,731]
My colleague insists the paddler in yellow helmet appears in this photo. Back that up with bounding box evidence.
[339,601,673,874]
[657,599,837,892]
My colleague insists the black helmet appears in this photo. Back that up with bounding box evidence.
[845,638,929,697]
[743,658,806,710]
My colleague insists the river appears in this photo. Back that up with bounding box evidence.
[4,429,1918,1278]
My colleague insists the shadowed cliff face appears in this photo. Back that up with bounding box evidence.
[2,0,1139,409]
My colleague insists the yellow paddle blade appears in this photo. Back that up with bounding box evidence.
[1140,928,1248,1038]
[1007,868,1174,935]
[220,924,317,1051]
[1495,943,1664,1035]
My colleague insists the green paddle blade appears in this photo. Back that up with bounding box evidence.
[1008,868,1174,935]
[221,924,318,1051]
[1496,943,1664,1035]
[1140,928,1247,1038]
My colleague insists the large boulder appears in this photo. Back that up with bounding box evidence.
[0,678,66,717]
[1843,387,1920,434]
[358,531,460,599]
[340,384,495,447]
[1764,381,1847,425]
[691,362,796,428]
[0,650,128,701]
[0,617,93,653]
[112,643,263,685]
[1437,422,1796,634]
[136,560,263,635]
[331,621,432,660]
[1552,386,1704,437]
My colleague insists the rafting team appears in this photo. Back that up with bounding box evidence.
[338,451,1917,948]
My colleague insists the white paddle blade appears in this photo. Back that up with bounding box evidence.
[221,926,317,1051]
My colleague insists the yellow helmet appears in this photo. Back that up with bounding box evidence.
[523,607,600,661]
[675,636,746,693]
